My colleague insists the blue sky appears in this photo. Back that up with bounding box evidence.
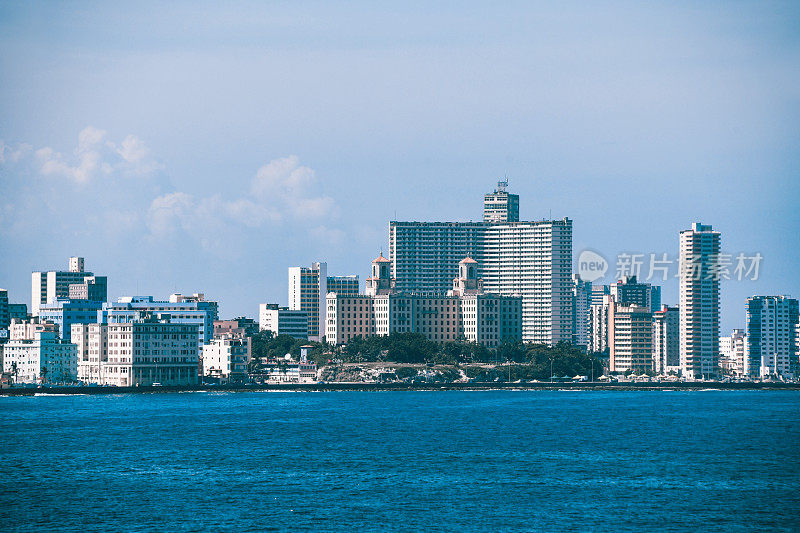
[1,1,798,334]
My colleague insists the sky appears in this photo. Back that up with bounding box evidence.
[1,1,799,334]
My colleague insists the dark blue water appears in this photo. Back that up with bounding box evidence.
[1,390,798,532]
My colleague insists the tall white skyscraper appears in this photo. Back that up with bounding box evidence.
[289,263,359,341]
[679,222,721,379]
[483,180,519,223]
[31,256,107,316]
[745,296,799,378]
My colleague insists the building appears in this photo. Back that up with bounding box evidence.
[652,305,679,374]
[679,223,721,379]
[100,295,218,351]
[483,180,520,223]
[610,276,661,313]
[746,296,799,379]
[72,314,199,386]
[590,285,611,306]
[289,262,359,341]
[9,303,28,322]
[589,295,613,354]
[37,298,104,342]
[31,256,107,315]
[213,317,258,338]
[390,214,572,344]
[608,302,653,374]
[258,304,308,339]
[327,255,522,347]
[3,319,76,384]
[572,275,592,348]
[719,328,747,378]
[202,332,251,382]
[67,276,108,301]
[0,289,8,330]
[255,346,317,384]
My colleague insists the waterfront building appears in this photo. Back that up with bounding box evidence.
[719,328,748,378]
[652,305,679,374]
[572,275,592,349]
[101,294,218,351]
[589,295,613,354]
[390,194,572,344]
[746,296,799,379]
[31,256,107,315]
[37,298,104,342]
[327,255,522,347]
[608,302,653,374]
[213,317,258,338]
[610,276,661,313]
[483,180,520,223]
[202,332,251,382]
[255,347,317,384]
[3,319,76,383]
[289,262,359,341]
[259,304,308,339]
[679,223,721,379]
[72,313,199,386]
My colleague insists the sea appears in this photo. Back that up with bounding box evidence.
[1,390,798,532]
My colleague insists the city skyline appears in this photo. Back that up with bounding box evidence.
[2,2,799,334]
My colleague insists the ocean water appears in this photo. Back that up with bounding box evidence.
[0,390,798,532]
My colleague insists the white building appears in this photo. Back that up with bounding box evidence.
[3,319,76,383]
[31,256,107,315]
[72,314,199,386]
[679,222,721,379]
[652,305,679,374]
[608,302,653,374]
[202,333,251,382]
[589,295,613,354]
[327,256,522,347]
[483,180,519,223]
[258,304,308,339]
[258,346,317,383]
[719,328,748,378]
[289,262,359,341]
[746,296,799,379]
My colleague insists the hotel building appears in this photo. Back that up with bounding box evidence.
[389,184,571,344]
[326,255,522,347]
[679,223,721,379]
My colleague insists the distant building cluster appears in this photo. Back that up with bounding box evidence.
[1,183,799,386]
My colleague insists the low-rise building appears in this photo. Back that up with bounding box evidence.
[72,313,199,386]
[202,333,251,382]
[3,319,76,384]
[255,345,317,383]
[719,328,748,377]
[259,304,309,339]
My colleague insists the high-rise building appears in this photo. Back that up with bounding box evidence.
[0,289,9,330]
[590,285,611,307]
[572,275,591,348]
[258,304,309,340]
[288,262,358,341]
[610,276,661,313]
[679,222,721,379]
[67,276,108,301]
[213,318,259,338]
[72,315,199,386]
[589,295,613,354]
[31,256,107,316]
[745,296,799,378]
[483,180,520,223]
[390,187,572,345]
[719,328,747,377]
[608,302,653,373]
[8,303,28,322]
[326,256,522,347]
[652,305,679,374]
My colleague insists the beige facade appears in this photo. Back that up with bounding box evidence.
[608,302,653,373]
